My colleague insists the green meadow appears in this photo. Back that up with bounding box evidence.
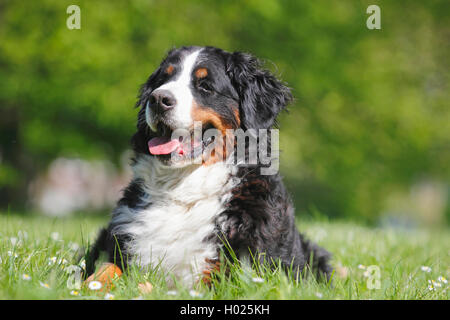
[1,214,448,300]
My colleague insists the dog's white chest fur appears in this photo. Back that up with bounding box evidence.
[112,156,237,285]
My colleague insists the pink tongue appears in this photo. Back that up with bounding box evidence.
[148,137,181,155]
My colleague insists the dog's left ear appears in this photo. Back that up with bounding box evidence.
[226,52,293,129]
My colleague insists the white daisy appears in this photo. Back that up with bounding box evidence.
[104,293,115,300]
[50,232,60,241]
[251,277,265,283]
[421,266,432,273]
[88,280,103,291]
[358,264,366,270]
[7,251,18,258]
[70,290,80,296]
[429,280,441,287]
[22,274,31,281]
[48,257,57,265]
[189,290,203,298]
[39,281,50,289]
[437,276,447,284]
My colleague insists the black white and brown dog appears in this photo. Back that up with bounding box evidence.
[86,46,332,286]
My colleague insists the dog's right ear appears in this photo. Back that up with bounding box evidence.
[226,52,292,130]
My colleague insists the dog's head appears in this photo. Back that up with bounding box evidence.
[133,46,292,167]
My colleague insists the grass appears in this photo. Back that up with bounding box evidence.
[0,213,448,300]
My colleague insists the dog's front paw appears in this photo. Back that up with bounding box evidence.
[201,258,221,287]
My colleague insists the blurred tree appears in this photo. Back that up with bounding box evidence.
[0,0,448,222]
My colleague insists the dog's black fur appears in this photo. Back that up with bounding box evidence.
[86,46,332,282]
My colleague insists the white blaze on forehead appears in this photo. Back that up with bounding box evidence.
[154,49,201,128]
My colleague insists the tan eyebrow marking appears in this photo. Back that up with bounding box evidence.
[165,65,174,75]
[195,67,208,79]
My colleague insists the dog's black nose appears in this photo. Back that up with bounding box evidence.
[149,90,176,112]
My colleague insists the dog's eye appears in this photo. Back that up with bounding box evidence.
[198,81,212,93]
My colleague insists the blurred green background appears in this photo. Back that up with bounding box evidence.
[0,0,449,225]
